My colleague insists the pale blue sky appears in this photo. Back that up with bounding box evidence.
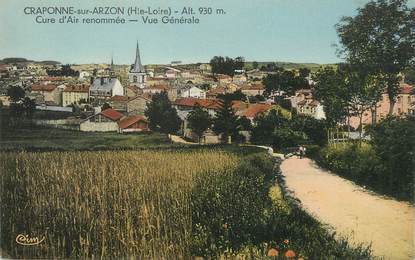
[1,0,414,65]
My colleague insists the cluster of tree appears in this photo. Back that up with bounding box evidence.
[251,110,327,149]
[144,92,182,134]
[187,95,251,143]
[312,0,414,137]
[217,90,246,101]
[7,86,36,119]
[262,68,310,96]
[47,64,79,77]
[209,56,244,77]
[259,62,283,72]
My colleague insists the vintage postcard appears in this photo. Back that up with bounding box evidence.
[0,0,414,259]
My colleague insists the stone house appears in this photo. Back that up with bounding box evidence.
[80,108,124,132]
[31,83,65,105]
[240,83,265,96]
[110,95,151,115]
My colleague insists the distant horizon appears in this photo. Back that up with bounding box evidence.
[1,0,414,65]
[0,56,336,66]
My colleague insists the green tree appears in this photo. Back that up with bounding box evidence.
[212,96,239,143]
[187,105,212,143]
[336,0,415,115]
[313,67,350,127]
[291,114,328,146]
[145,92,181,134]
[217,90,246,101]
[262,69,306,96]
[7,86,25,103]
[210,56,245,77]
[251,109,305,149]
[101,103,112,111]
[341,64,384,137]
[252,61,259,69]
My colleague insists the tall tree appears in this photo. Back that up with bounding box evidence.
[145,92,182,134]
[341,64,384,137]
[187,105,212,143]
[313,67,350,127]
[336,0,415,114]
[212,96,239,143]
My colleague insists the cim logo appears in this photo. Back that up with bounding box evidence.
[15,234,45,246]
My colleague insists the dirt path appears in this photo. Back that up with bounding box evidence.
[281,157,414,260]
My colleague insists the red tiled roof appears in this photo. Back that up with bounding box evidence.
[110,95,129,102]
[400,83,413,94]
[111,95,151,102]
[31,84,57,92]
[100,108,124,121]
[241,83,265,90]
[242,103,272,118]
[174,98,246,111]
[118,115,148,129]
[297,100,307,106]
[207,86,226,96]
[63,84,89,93]
[217,74,232,79]
[174,98,222,110]
[152,84,170,90]
[43,76,65,81]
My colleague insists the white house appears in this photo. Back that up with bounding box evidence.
[89,77,124,99]
[180,86,206,99]
[78,71,91,81]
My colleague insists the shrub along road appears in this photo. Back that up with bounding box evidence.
[281,157,414,260]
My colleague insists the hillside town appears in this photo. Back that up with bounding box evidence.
[0,41,414,143]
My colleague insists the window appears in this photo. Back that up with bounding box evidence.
[133,75,137,83]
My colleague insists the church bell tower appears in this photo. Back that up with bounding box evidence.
[128,41,147,88]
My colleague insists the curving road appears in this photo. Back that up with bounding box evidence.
[281,157,414,260]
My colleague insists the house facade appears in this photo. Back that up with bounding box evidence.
[179,86,206,99]
[348,83,414,129]
[62,84,89,106]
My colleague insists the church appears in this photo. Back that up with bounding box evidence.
[128,42,147,88]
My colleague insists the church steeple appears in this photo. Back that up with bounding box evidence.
[110,53,115,77]
[132,41,145,73]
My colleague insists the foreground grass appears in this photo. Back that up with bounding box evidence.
[1,148,372,259]
[1,149,239,258]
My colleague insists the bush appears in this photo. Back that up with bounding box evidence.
[315,117,415,201]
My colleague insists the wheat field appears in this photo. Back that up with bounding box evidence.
[0,149,239,258]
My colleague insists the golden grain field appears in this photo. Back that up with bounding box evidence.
[0,150,239,258]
